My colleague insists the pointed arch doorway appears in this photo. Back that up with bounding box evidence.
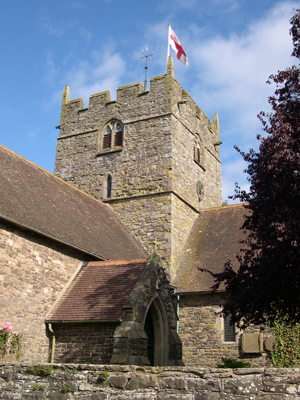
[144,299,167,366]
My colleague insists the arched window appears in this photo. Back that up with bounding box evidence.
[101,121,123,151]
[107,175,112,198]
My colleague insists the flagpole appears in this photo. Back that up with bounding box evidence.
[167,23,171,62]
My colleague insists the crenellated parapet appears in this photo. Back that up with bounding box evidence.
[58,57,218,142]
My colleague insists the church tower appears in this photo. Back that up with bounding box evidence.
[54,57,222,278]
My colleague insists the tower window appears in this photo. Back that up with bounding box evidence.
[114,123,123,147]
[100,121,123,152]
[107,175,112,198]
[194,137,205,170]
[103,126,112,149]
[194,142,201,164]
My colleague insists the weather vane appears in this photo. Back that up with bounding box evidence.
[140,47,153,92]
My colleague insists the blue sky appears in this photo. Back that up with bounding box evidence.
[0,1,298,202]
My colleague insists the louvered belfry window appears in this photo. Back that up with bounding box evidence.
[102,121,123,151]
[103,126,112,149]
[114,123,123,147]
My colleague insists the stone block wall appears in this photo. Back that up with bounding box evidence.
[106,194,172,267]
[171,100,222,210]
[109,193,199,277]
[170,194,200,274]
[53,323,117,365]
[178,293,271,368]
[1,363,300,399]
[0,220,87,362]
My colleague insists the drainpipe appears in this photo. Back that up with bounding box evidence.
[170,287,180,334]
[47,323,55,363]
[176,294,180,333]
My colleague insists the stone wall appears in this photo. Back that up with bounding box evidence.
[170,194,200,274]
[107,194,172,267]
[108,193,199,276]
[0,220,90,363]
[178,293,270,368]
[1,362,300,399]
[53,323,117,365]
[171,104,222,210]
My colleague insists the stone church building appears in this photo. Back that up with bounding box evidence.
[0,57,269,367]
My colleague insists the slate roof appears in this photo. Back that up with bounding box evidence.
[47,259,147,321]
[174,204,249,293]
[0,145,147,260]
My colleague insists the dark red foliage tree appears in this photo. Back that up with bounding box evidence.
[211,9,300,328]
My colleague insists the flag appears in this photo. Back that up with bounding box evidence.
[168,25,189,66]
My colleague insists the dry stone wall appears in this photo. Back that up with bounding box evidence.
[0,220,88,363]
[1,363,300,399]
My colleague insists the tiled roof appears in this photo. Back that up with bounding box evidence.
[47,259,147,321]
[174,204,249,293]
[0,145,147,260]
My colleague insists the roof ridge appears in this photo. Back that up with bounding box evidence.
[87,259,148,267]
[200,203,247,212]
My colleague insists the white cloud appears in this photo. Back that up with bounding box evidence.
[40,12,72,36]
[43,43,126,113]
[185,2,298,202]
[189,2,297,140]
[79,27,92,44]
[157,0,239,14]
[64,49,126,105]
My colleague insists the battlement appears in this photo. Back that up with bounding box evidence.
[58,60,219,140]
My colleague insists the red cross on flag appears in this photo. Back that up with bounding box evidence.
[168,25,189,66]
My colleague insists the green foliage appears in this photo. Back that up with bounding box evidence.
[32,383,45,391]
[10,332,23,359]
[26,365,53,376]
[0,322,23,360]
[97,370,109,383]
[217,358,251,368]
[61,383,71,393]
[271,315,300,367]
[0,329,10,359]
[66,368,77,374]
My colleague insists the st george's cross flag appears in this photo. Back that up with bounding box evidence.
[168,25,189,66]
